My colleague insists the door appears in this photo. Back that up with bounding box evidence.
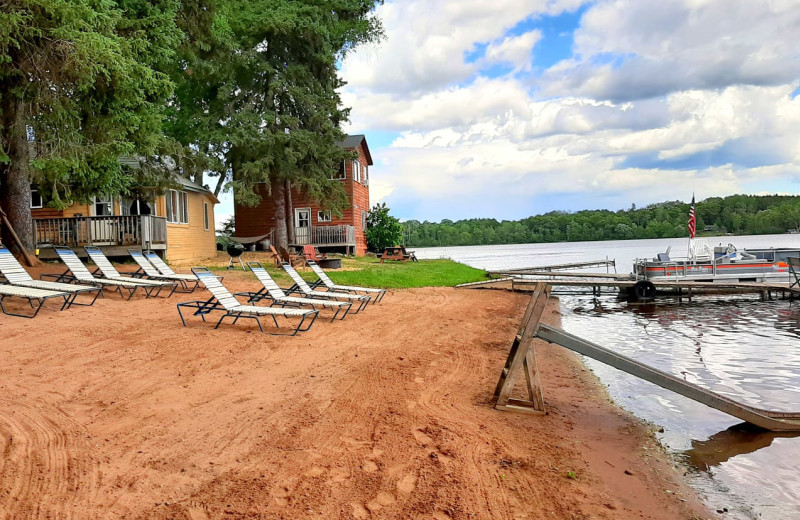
[89,194,116,245]
[294,208,311,245]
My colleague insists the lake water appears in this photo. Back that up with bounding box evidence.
[414,235,800,520]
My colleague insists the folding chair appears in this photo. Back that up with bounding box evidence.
[176,267,318,335]
[0,245,101,307]
[306,260,386,304]
[281,262,371,313]
[44,247,170,300]
[128,249,199,293]
[239,262,351,320]
[0,284,72,318]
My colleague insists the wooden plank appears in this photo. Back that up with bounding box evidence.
[494,283,551,414]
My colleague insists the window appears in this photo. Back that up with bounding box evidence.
[331,161,346,180]
[362,164,369,186]
[318,210,332,223]
[166,190,189,224]
[93,194,113,216]
[361,210,368,232]
[352,160,360,183]
[203,202,210,231]
[30,188,42,209]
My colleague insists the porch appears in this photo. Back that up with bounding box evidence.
[291,224,356,253]
[33,215,167,259]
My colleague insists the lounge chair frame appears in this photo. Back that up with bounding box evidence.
[282,262,371,313]
[0,284,72,318]
[236,262,351,321]
[44,247,172,300]
[176,267,318,335]
[306,260,386,304]
[84,246,177,298]
[0,246,102,308]
[127,249,199,293]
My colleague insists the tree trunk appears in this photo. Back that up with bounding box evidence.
[285,179,295,245]
[272,178,288,250]
[0,94,35,257]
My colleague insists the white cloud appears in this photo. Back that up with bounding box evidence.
[542,0,800,101]
[338,0,800,221]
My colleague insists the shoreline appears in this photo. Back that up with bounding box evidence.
[0,267,711,519]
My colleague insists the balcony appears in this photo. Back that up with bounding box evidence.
[292,224,355,247]
[33,215,167,257]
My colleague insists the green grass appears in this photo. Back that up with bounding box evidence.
[205,253,488,289]
[323,258,488,289]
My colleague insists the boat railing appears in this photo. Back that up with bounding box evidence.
[634,251,742,280]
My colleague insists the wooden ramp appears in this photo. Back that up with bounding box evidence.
[495,283,800,431]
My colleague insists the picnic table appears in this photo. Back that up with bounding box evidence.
[378,246,417,263]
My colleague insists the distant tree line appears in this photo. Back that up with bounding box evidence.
[402,194,800,247]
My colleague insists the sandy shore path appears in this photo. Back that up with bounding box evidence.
[0,273,709,519]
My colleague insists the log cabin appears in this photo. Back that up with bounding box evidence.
[30,176,219,262]
[234,134,373,256]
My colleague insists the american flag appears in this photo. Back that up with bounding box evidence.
[688,194,696,239]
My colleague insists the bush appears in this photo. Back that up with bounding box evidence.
[366,203,403,252]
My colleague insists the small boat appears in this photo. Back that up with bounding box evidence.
[634,240,799,284]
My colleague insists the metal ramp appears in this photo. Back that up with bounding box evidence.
[494,283,800,432]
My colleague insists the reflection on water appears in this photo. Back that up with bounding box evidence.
[562,294,800,520]
[683,423,800,471]
[414,238,800,520]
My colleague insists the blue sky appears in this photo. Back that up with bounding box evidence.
[216,0,800,226]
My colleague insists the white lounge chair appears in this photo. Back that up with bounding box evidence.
[0,245,101,307]
[46,247,171,300]
[281,262,371,313]
[240,262,351,320]
[84,246,177,297]
[306,260,386,303]
[128,249,199,293]
[176,267,318,335]
[0,283,71,318]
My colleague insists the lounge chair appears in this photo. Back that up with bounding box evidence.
[84,246,177,297]
[128,249,199,293]
[306,260,386,304]
[0,245,102,307]
[239,262,351,320]
[281,262,371,313]
[45,247,171,300]
[0,284,72,318]
[143,250,212,282]
[176,267,318,335]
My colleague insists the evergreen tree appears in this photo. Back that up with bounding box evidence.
[0,0,180,254]
[166,0,383,250]
[366,202,402,252]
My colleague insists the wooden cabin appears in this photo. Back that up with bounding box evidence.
[234,134,373,256]
[31,177,218,262]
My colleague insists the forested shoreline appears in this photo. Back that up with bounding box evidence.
[402,194,800,247]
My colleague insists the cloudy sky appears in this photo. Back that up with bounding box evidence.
[217,0,800,226]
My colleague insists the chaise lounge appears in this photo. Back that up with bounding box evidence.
[0,245,102,307]
[239,262,352,320]
[128,249,200,293]
[306,260,386,304]
[46,247,171,300]
[0,284,73,318]
[281,262,371,313]
[176,267,318,335]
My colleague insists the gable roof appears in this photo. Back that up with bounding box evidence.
[337,134,373,166]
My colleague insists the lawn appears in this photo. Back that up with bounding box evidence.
[195,252,488,288]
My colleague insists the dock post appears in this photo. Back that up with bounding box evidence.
[494,282,551,414]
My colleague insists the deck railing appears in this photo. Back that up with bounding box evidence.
[293,224,355,246]
[33,215,168,249]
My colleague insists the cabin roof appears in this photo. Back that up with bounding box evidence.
[337,134,373,166]
[119,156,219,203]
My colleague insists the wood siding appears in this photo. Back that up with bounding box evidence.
[234,141,372,255]
[32,192,217,262]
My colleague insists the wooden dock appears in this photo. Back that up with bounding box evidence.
[511,278,800,298]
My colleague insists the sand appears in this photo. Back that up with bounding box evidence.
[0,267,710,519]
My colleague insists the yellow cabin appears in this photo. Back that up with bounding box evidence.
[31,177,218,262]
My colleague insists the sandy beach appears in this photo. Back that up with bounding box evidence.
[0,266,710,519]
